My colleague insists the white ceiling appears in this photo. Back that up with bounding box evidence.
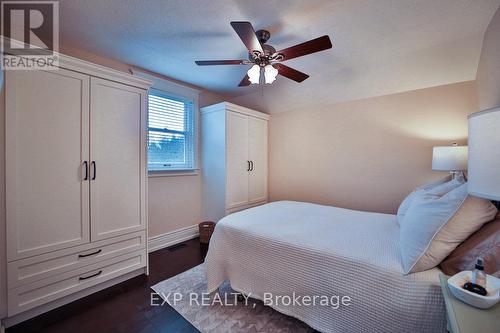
[59,0,500,113]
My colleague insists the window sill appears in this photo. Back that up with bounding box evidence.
[148,169,200,178]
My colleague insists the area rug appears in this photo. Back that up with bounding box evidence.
[151,263,314,333]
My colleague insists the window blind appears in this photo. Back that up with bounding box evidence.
[147,90,195,171]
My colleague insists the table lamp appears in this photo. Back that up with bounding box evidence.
[468,107,500,201]
[432,143,468,180]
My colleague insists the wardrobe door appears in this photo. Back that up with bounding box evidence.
[248,116,268,204]
[90,78,147,241]
[6,69,90,260]
[225,111,249,209]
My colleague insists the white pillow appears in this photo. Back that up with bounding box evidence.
[400,183,498,274]
[397,176,458,225]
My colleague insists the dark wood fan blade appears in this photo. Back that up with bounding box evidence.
[230,21,264,54]
[276,35,332,61]
[273,64,309,83]
[238,74,251,86]
[195,60,245,65]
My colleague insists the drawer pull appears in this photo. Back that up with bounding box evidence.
[79,270,102,281]
[78,249,102,258]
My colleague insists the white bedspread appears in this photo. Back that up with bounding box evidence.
[205,201,446,333]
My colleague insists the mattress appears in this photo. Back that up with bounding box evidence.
[205,201,446,333]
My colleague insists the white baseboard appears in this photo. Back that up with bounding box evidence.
[148,224,199,253]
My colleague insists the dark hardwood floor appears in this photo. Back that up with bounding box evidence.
[7,238,208,333]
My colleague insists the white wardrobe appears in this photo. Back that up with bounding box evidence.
[201,102,269,222]
[4,54,151,323]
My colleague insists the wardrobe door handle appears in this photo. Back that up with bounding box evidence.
[78,249,101,258]
[250,161,254,171]
[247,161,250,171]
[79,270,102,281]
[91,161,96,180]
[83,161,88,180]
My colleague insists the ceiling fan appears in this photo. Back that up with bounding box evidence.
[195,21,332,86]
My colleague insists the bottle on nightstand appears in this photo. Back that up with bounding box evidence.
[472,257,487,288]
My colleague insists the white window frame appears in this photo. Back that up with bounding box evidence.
[134,70,200,177]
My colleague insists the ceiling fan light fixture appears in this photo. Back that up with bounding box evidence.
[264,64,278,84]
[247,64,261,84]
[195,21,332,86]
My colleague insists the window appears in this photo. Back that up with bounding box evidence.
[147,90,196,172]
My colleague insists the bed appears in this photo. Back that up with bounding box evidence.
[205,201,446,333]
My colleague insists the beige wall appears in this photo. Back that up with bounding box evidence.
[269,81,477,214]
[476,6,500,111]
[147,175,202,235]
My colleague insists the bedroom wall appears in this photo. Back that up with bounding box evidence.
[268,81,477,214]
[476,6,500,111]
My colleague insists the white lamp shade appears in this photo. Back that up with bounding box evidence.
[247,65,261,84]
[264,64,278,84]
[468,107,500,200]
[432,146,468,171]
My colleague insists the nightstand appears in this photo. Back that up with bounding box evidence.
[439,274,500,333]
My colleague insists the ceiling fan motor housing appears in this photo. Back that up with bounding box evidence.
[256,29,271,43]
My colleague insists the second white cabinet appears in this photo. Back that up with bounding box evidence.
[201,102,269,222]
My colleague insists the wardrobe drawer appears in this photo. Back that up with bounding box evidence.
[8,231,146,288]
[8,250,146,316]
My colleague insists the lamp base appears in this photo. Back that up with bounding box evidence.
[450,171,466,181]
